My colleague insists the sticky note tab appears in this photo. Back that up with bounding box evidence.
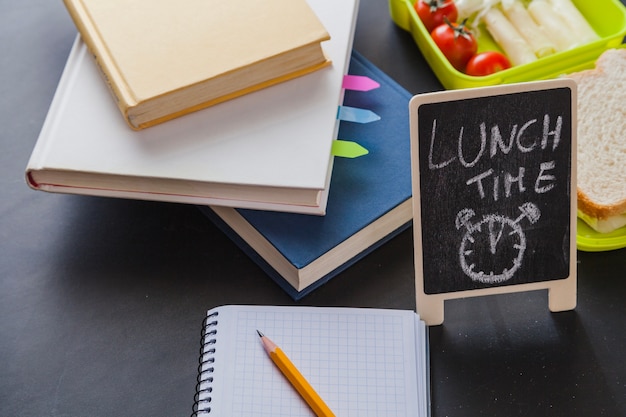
[337,106,381,123]
[342,75,380,91]
[332,140,369,158]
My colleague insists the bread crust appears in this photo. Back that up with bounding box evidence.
[577,189,626,220]
[568,48,626,222]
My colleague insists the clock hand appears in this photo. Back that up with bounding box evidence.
[488,216,504,254]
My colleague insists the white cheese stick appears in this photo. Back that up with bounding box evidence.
[455,0,487,20]
[548,0,598,44]
[483,8,537,66]
[501,1,556,58]
[527,0,579,51]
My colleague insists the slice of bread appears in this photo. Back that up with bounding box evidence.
[567,48,626,232]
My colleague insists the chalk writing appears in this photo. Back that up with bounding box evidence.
[428,115,562,202]
[428,114,563,170]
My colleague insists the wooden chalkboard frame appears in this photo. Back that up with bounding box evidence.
[410,79,577,325]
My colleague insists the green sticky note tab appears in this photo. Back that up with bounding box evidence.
[332,140,369,158]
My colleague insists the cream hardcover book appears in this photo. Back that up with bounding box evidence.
[26,0,358,215]
[63,0,331,129]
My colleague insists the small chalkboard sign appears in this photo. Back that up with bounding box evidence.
[410,79,577,325]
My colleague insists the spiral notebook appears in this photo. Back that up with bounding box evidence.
[192,305,430,417]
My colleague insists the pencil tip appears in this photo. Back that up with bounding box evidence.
[256,329,263,337]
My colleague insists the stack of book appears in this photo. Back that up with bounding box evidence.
[25,0,413,299]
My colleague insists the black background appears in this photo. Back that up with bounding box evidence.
[2,1,625,417]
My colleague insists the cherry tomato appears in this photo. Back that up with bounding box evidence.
[415,0,458,33]
[430,18,477,72]
[465,51,512,76]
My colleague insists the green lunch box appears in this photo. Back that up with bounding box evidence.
[389,0,626,89]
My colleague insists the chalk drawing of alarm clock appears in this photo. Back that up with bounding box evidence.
[454,202,541,284]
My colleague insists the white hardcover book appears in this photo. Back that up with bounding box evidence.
[26,0,359,214]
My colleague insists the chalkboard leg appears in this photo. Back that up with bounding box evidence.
[547,277,577,312]
[416,292,445,326]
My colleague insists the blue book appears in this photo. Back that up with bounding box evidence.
[199,51,412,300]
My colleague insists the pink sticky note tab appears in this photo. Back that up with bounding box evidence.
[342,75,380,91]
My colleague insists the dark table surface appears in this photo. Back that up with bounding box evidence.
[2,1,625,416]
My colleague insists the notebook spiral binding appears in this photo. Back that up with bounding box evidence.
[191,311,219,416]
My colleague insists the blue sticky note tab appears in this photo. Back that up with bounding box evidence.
[337,106,381,123]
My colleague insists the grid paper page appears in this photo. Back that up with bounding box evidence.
[204,305,422,417]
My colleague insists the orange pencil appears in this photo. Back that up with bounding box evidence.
[257,330,335,417]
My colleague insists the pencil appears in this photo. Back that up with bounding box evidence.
[256,330,336,417]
